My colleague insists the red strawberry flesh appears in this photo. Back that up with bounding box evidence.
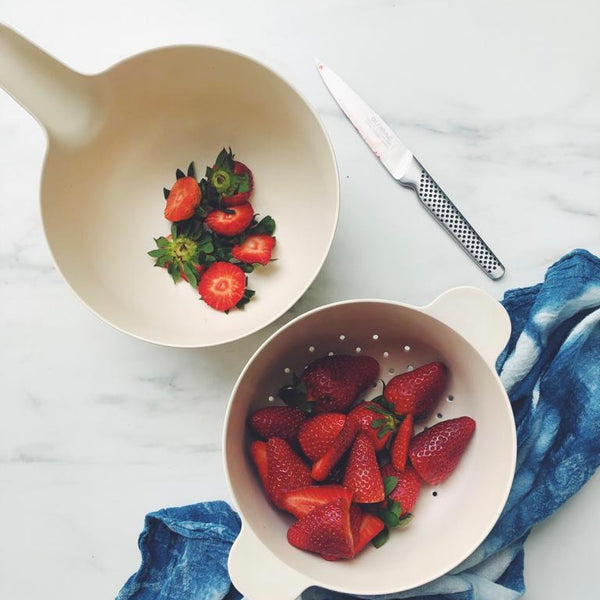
[302,355,380,414]
[249,440,269,491]
[391,413,413,472]
[312,418,358,482]
[164,176,201,222]
[384,362,448,418]
[198,261,246,312]
[249,406,306,442]
[266,438,313,508]
[205,202,254,237]
[381,462,422,515]
[231,234,276,265]
[343,433,385,503]
[409,416,476,485]
[287,497,354,560]
[352,510,385,555]
[298,413,346,462]
[281,485,353,518]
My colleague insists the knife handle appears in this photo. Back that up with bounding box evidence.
[400,157,505,280]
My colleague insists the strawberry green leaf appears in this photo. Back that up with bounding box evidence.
[183,264,198,288]
[389,500,402,519]
[155,255,169,268]
[371,418,388,428]
[170,223,178,239]
[167,262,181,284]
[378,424,393,439]
[148,249,164,258]
[156,237,170,249]
[378,509,400,528]
[250,215,276,235]
[240,263,254,273]
[176,168,185,179]
[383,476,398,496]
[187,162,196,178]
[371,527,389,549]
[163,187,170,200]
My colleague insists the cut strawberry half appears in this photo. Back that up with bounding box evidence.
[205,202,254,237]
[312,418,358,482]
[198,261,246,312]
[351,509,385,555]
[164,176,202,222]
[391,413,414,472]
[266,438,313,508]
[231,234,276,265]
[281,485,353,519]
[287,497,354,560]
[343,433,385,503]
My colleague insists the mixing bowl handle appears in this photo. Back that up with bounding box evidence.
[228,525,312,600]
[422,286,511,367]
[0,23,102,144]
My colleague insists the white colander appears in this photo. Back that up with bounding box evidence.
[223,287,516,599]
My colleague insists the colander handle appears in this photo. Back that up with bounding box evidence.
[422,286,511,367]
[228,525,312,600]
[0,23,103,144]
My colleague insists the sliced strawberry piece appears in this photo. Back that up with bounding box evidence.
[164,176,201,222]
[266,438,313,508]
[312,418,358,482]
[287,497,354,560]
[352,509,385,555]
[409,416,476,485]
[248,406,306,442]
[281,485,353,518]
[348,401,397,452]
[381,462,422,515]
[198,261,246,312]
[343,433,385,503]
[384,362,448,419]
[249,440,269,491]
[302,354,380,413]
[205,202,254,237]
[390,414,413,472]
[231,234,276,265]
[298,413,346,462]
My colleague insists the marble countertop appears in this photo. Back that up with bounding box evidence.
[1,1,599,598]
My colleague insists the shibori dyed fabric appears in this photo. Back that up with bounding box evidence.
[117,249,600,600]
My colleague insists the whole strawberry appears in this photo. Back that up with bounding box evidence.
[296,354,380,414]
[249,406,307,442]
[297,413,346,462]
[206,148,254,207]
[384,362,448,419]
[343,433,385,503]
[409,416,476,485]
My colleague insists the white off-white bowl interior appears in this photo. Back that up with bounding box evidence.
[224,293,516,598]
[0,25,339,347]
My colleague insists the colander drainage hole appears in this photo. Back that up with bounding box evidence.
[383,351,389,358]
[407,364,414,371]
[447,395,455,402]
[437,412,443,419]
[328,351,335,356]
[403,345,411,352]
[339,334,346,341]
[388,367,395,374]
[432,491,438,497]
[355,346,362,353]
[308,346,315,353]
[284,367,291,374]
[268,396,275,403]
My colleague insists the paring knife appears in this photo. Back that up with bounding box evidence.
[316,60,505,280]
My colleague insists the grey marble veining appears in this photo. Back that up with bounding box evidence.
[1,1,600,599]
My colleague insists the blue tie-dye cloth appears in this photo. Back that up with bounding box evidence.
[117,248,600,600]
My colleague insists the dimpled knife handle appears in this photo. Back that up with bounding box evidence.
[400,157,505,280]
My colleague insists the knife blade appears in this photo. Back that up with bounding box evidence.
[316,60,505,280]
